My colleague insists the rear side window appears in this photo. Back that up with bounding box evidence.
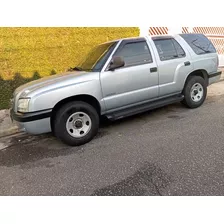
[114,41,153,67]
[153,38,186,61]
[180,34,216,55]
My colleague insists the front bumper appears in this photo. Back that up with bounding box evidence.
[10,109,52,134]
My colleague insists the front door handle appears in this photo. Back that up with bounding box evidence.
[184,61,191,66]
[150,67,157,73]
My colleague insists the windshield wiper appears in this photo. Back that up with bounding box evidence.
[191,39,211,53]
[68,66,83,71]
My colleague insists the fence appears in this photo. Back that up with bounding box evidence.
[144,27,224,67]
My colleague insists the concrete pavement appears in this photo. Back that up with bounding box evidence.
[0,80,224,195]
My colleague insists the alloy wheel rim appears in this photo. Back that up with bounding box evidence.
[190,83,204,102]
[66,112,92,138]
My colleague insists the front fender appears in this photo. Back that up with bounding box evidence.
[29,80,104,112]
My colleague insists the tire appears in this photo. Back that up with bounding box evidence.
[182,76,207,108]
[53,101,99,146]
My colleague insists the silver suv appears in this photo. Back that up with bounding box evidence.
[10,33,221,146]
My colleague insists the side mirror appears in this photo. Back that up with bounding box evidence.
[108,56,125,71]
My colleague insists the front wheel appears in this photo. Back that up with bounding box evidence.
[53,101,99,146]
[182,76,207,108]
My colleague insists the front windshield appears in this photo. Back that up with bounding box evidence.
[76,41,118,72]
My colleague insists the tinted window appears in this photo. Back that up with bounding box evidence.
[180,34,216,55]
[78,41,118,72]
[114,41,153,67]
[172,39,186,57]
[153,39,185,61]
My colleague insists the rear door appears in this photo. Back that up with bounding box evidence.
[150,36,194,97]
[100,38,159,112]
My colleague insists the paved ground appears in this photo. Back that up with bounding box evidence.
[0,110,19,137]
[1,82,224,196]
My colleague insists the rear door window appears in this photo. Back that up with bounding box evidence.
[180,33,216,55]
[153,38,186,61]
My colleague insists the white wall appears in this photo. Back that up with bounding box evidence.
[139,26,224,67]
[218,55,224,67]
[139,26,150,36]
[167,27,182,35]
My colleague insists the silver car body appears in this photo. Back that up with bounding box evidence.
[11,34,221,134]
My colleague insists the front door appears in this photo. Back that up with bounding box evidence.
[100,38,159,112]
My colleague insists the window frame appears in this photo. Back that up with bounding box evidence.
[105,38,154,71]
[152,37,186,61]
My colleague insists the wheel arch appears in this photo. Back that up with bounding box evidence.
[183,69,209,91]
[50,94,101,132]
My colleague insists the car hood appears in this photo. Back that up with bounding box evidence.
[14,71,98,97]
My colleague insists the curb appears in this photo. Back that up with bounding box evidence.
[0,126,19,138]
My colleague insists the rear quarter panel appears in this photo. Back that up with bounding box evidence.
[177,34,219,74]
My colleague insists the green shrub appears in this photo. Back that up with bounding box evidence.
[0,27,139,109]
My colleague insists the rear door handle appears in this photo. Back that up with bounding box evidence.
[184,61,191,66]
[150,67,157,73]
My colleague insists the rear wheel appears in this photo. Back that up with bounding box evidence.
[182,76,207,108]
[53,101,99,146]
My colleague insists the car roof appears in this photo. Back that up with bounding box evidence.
[113,34,179,42]
[101,34,183,45]
[102,36,145,44]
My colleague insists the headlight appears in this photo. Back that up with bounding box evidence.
[17,98,30,113]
